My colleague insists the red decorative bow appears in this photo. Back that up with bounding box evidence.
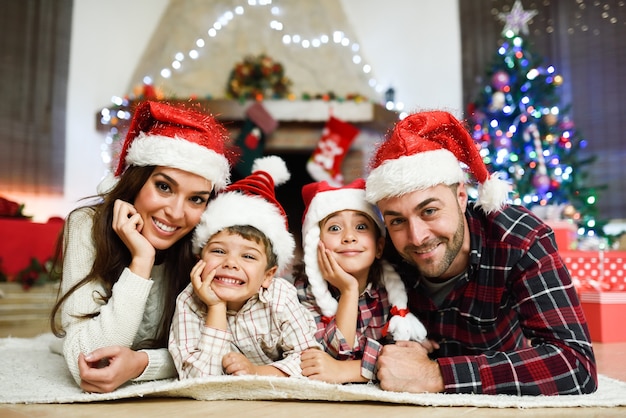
[390,306,409,317]
[382,306,409,337]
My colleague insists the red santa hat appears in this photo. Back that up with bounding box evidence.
[193,156,295,276]
[365,110,509,213]
[301,178,427,342]
[98,101,231,194]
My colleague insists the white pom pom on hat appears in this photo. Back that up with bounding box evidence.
[365,110,510,214]
[193,155,295,276]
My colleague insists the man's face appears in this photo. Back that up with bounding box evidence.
[377,183,470,281]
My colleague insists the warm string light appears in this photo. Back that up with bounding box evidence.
[150,0,386,97]
[469,24,604,244]
[98,0,400,170]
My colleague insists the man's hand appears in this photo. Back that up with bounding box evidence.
[376,341,445,393]
[78,346,148,393]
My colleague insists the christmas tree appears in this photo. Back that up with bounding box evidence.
[466,0,605,242]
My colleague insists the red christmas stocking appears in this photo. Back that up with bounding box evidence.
[306,116,360,186]
[233,102,278,178]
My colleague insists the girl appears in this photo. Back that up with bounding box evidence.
[295,178,426,384]
[50,101,232,393]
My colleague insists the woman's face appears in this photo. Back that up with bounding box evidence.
[133,166,212,250]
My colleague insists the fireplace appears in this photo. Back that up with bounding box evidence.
[97,99,398,264]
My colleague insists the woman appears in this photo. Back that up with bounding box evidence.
[50,101,233,393]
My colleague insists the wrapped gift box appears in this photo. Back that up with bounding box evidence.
[547,220,578,251]
[560,250,626,342]
[561,250,626,292]
[578,291,626,343]
[0,217,64,276]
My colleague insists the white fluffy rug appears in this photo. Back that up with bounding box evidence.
[1,333,625,408]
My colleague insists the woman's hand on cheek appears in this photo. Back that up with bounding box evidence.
[112,199,155,257]
[78,346,148,393]
[112,199,155,278]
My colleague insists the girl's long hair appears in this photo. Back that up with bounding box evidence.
[50,165,197,349]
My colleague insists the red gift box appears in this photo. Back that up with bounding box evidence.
[578,291,626,343]
[547,221,578,251]
[561,250,626,292]
[0,217,64,276]
[561,250,626,342]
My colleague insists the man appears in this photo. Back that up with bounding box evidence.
[365,110,597,396]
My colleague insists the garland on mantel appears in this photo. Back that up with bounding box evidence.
[226,53,292,100]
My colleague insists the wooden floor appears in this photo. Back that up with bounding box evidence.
[1,284,625,417]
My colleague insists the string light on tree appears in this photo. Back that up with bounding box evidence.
[98,0,391,173]
[467,1,606,244]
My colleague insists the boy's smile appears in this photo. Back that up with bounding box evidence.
[200,230,276,311]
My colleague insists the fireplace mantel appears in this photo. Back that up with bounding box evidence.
[96,99,399,134]
[95,99,399,184]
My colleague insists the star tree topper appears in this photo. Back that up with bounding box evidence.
[498,0,538,36]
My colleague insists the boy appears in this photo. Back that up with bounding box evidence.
[169,156,320,378]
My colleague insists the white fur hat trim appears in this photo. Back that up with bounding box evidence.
[126,133,230,191]
[192,192,295,276]
[365,149,465,204]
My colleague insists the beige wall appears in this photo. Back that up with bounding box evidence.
[16,0,461,221]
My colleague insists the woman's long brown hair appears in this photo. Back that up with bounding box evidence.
[50,165,197,349]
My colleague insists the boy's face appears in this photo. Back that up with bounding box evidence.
[319,210,384,284]
[200,229,277,311]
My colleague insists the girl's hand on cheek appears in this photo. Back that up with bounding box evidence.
[317,242,358,294]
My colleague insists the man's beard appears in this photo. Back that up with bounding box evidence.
[401,206,465,280]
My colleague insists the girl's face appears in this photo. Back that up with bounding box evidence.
[319,210,384,283]
[133,166,212,250]
[200,230,276,311]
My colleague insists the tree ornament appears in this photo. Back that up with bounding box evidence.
[498,0,538,36]
[489,91,506,112]
[532,173,550,194]
[491,71,510,91]
[543,113,558,127]
[560,117,575,130]
[562,204,577,219]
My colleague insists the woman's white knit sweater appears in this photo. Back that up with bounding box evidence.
[58,208,177,385]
